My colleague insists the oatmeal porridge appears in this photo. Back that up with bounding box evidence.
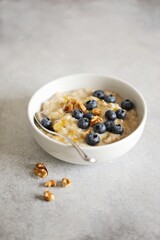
[38,88,139,146]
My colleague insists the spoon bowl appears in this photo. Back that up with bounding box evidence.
[34,112,96,163]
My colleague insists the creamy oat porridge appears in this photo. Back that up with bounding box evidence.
[38,88,139,146]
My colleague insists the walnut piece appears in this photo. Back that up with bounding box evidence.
[92,108,101,116]
[61,178,72,187]
[64,99,86,113]
[45,180,57,187]
[64,99,77,113]
[76,101,87,112]
[34,162,48,178]
[90,116,103,126]
[44,191,55,201]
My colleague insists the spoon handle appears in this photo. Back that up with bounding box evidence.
[34,114,96,163]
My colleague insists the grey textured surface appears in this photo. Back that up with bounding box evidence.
[0,0,160,239]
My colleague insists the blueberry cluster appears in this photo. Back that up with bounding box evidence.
[70,91,134,146]
[92,90,116,103]
[93,90,134,111]
[41,91,134,146]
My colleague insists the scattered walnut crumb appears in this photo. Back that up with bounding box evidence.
[90,116,103,126]
[33,162,72,201]
[44,191,55,201]
[45,180,57,187]
[34,162,48,178]
[61,178,72,187]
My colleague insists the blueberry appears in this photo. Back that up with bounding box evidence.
[116,109,126,119]
[72,109,84,119]
[86,132,100,146]
[92,90,105,99]
[105,110,117,121]
[121,99,134,111]
[84,112,94,120]
[93,123,106,134]
[78,117,90,129]
[104,94,116,103]
[104,120,115,132]
[41,118,52,130]
[112,124,124,135]
[85,100,98,110]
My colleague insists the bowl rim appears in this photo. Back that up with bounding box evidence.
[28,73,147,149]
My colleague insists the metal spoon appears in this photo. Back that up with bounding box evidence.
[34,112,96,163]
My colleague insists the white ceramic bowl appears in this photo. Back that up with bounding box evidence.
[28,74,147,165]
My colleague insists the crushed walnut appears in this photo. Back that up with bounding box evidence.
[76,100,87,112]
[33,163,72,202]
[61,178,72,187]
[90,116,103,126]
[44,190,55,201]
[63,99,77,113]
[64,98,86,113]
[45,180,57,187]
[92,108,101,116]
[34,162,48,178]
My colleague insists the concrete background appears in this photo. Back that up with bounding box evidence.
[0,0,160,239]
